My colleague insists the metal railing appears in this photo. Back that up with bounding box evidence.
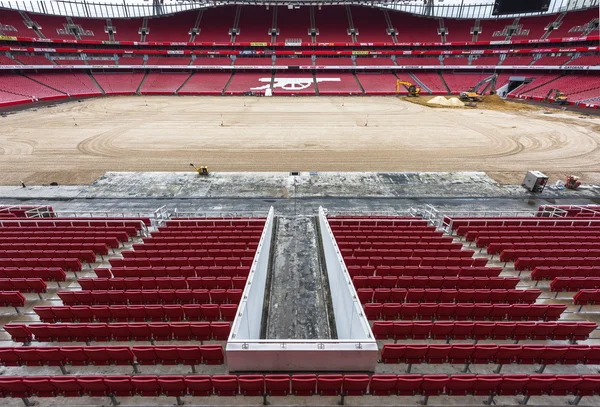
[0,0,596,19]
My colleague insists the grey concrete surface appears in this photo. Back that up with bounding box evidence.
[265,216,332,340]
[1,172,599,201]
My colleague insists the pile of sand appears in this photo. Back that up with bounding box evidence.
[427,96,465,107]
[448,97,465,107]
[427,96,451,106]
[482,94,506,106]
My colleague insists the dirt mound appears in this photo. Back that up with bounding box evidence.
[483,94,506,105]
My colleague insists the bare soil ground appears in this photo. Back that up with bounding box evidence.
[1,96,599,186]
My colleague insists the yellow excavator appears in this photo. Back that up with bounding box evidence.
[460,74,498,102]
[396,80,421,97]
[190,163,209,176]
[543,89,568,105]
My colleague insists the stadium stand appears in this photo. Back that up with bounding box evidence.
[146,12,198,42]
[23,72,101,97]
[139,73,191,95]
[145,57,192,66]
[177,72,231,95]
[440,73,490,94]
[315,72,363,95]
[275,6,311,43]
[91,72,145,95]
[356,73,398,95]
[194,7,236,42]
[352,7,390,42]
[236,6,273,43]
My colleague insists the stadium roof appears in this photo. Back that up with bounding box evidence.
[0,0,596,19]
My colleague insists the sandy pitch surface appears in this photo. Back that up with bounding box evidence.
[1,96,599,186]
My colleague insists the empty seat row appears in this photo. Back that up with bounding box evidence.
[333,229,442,237]
[531,266,600,280]
[5,321,230,343]
[34,303,239,323]
[109,257,253,268]
[501,249,600,262]
[329,218,428,227]
[165,219,264,227]
[478,236,600,248]
[344,248,472,257]
[0,243,109,255]
[133,242,254,251]
[156,226,262,233]
[336,236,452,244]
[0,250,94,263]
[347,265,502,278]
[0,267,66,281]
[372,321,597,341]
[340,250,475,260]
[449,218,600,233]
[58,288,242,306]
[380,344,600,365]
[0,374,598,402]
[573,289,600,305]
[341,242,464,251]
[489,242,600,255]
[0,229,131,241]
[0,345,224,367]
[364,303,565,321]
[344,257,488,267]
[153,230,262,238]
[515,257,600,271]
[358,288,541,304]
[353,276,518,289]
[123,249,251,258]
[0,278,46,293]
[0,218,148,229]
[0,236,120,248]
[96,265,250,279]
[551,277,600,292]
[144,234,261,243]
[78,276,247,290]
[466,227,600,242]
[0,292,26,308]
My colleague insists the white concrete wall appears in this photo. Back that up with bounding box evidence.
[318,206,375,341]
[228,207,274,341]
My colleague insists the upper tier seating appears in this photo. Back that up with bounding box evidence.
[146,11,198,42]
[351,7,390,42]
[235,6,273,43]
[357,288,541,304]
[57,288,243,305]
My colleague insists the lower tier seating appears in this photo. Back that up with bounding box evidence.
[0,373,598,406]
[347,265,502,278]
[573,289,600,305]
[353,276,519,289]
[0,267,66,282]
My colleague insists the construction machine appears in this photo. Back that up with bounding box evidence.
[459,74,498,102]
[396,80,420,97]
[190,163,209,176]
[543,89,568,105]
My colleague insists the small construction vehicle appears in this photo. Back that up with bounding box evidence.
[543,89,568,105]
[460,74,498,102]
[190,163,209,176]
[565,175,581,190]
[396,80,420,97]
